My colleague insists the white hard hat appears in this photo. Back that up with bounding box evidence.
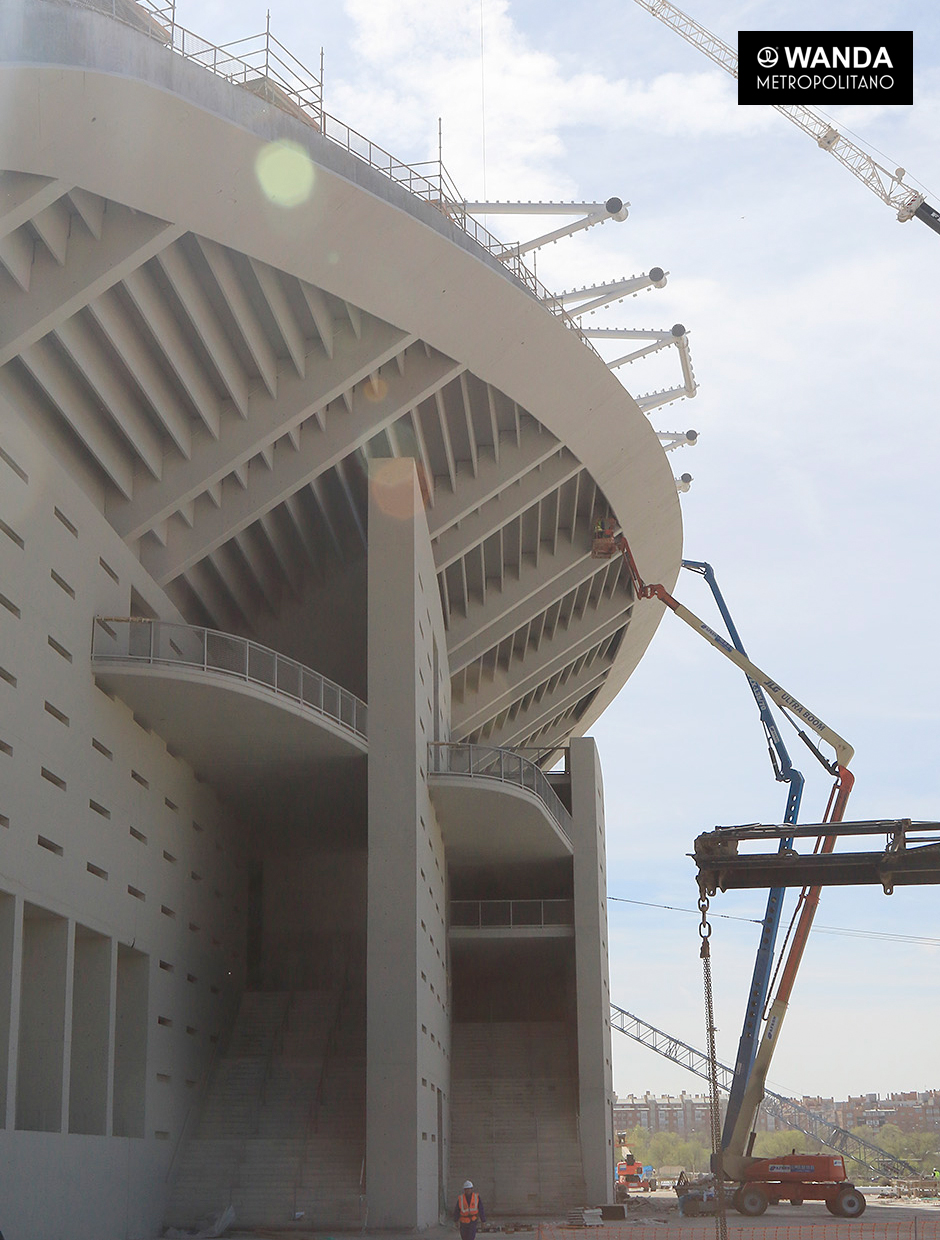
[463,1180,474,1190]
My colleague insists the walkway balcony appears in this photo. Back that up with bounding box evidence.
[427,743,573,865]
[91,618,368,792]
[449,899,574,940]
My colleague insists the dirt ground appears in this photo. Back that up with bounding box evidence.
[594,1187,940,1228]
[223,1190,940,1239]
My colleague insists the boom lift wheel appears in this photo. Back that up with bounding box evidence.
[736,1185,769,1216]
[830,1187,866,1218]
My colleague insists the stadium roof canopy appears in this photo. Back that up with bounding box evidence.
[0,0,683,754]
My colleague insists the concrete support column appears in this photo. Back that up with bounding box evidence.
[366,459,451,1228]
[0,891,21,1131]
[570,737,615,1204]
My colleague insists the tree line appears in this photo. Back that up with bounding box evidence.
[618,1123,940,1181]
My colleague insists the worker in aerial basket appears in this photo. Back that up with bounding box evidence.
[454,1179,486,1240]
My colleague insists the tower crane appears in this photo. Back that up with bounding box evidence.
[633,0,940,237]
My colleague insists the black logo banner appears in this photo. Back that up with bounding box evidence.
[738,31,913,105]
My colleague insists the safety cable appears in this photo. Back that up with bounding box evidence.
[698,893,728,1240]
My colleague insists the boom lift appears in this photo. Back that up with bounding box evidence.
[594,525,862,1214]
[680,560,804,1149]
[632,0,940,238]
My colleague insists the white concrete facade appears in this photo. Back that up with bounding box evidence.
[0,1,682,1235]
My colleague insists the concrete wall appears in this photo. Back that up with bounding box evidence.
[0,404,250,1238]
[570,738,615,1204]
[366,458,451,1227]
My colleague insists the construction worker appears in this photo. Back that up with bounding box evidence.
[454,1179,486,1240]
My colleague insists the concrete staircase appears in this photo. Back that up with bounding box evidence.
[165,988,365,1231]
[449,1021,586,1215]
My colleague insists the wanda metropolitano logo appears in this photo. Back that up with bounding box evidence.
[738,31,913,105]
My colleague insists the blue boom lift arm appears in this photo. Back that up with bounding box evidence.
[681,560,804,1150]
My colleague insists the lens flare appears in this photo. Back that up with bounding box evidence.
[363,376,389,403]
[370,458,423,521]
[255,140,314,208]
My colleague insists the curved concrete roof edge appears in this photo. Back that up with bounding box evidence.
[0,0,685,735]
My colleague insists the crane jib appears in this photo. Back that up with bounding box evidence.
[672,601,855,767]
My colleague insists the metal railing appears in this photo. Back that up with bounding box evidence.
[75,0,323,120]
[450,898,574,930]
[92,617,367,740]
[67,0,599,350]
[428,742,572,841]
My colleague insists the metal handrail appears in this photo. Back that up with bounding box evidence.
[91,617,367,740]
[450,898,574,929]
[67,0,599,353]
[428,742,572,840]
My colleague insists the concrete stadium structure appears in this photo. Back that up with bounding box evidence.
[0,1,684,1236]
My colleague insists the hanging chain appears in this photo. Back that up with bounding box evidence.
[699,890,729,1240]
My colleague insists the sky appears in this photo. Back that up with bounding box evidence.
[172,0,940,1104]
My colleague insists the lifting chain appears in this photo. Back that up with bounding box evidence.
[699,891,729,1240]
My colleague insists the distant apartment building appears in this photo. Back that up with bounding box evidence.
[613,1092,787,1137]
[614,1090,940,1139]
[804,1092,940,1133]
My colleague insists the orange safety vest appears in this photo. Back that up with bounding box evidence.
[458,1192,480,1224]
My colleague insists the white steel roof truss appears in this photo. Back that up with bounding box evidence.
[68,188,105,242]
[430,448,578,569]
[282,489,327,582]
[233,527,282,613]
[446,539,608,670]
[0,229,33,292]
[216,538,274,621]
[451,588,631,734]
[132,346,460,577]
[307,474,346,563]
[438,563,452,629]
[30,198,71,267]
[87,289,193,460]
[458,373,478,478]
[16,337,135,497]
[183,558,239,632]
[0,172,71,241]
[0,202,184,369]
[334,456,367,549]
[426,418,560,539]
[490,660,613,749]
[157,242,251,417]
[485,384,500,466]
[259,507,306,600]
[298,281,334,360]
[110,319,423,542]
[434,389,458,493]
[205,544,259,631]
[196,236,278,398]
[458,556,470,622]
[248,257,305,379]
[54,313,164,480]
[344,300,362,340]
[123,264,222,440]
[406,407,434,507]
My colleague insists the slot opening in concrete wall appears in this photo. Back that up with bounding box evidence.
[0,891,15,1125]
[69,924,111,1134]
[16,903,68,1132]
[113,942,148,1138]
